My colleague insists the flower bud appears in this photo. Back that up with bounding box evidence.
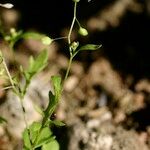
[78,27,88,36]
[41,36,53,45]
[70,41,79,51]
[10,28,17,37]
[4,36,11,41]
[72,0,80,2]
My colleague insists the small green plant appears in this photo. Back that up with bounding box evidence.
[0,1,101,149]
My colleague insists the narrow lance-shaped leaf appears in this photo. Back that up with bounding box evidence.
[49,120,65,127]
[43,76,62,125]
[43,91,56,120]
[72,44,102,58]
[78,44,102,51]
[28,56,34,71]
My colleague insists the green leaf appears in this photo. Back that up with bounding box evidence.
[49,120,65,127]
[22,32,53,45]
[22,32,45,40]
[0,116,7,124]
[51,76,62,101]
[34,127,54,149]
[28,56,35,70]
[78,44,102,51]
[29,50,48,73]
[42,76,62,126]
[4,29,23,48]
[42,140,59,150]
[29,122,42,143]
[23,122,54,149]
[23,129,32,150]
[24,50,48,81]
[33,103,44,116]
[43,91,56,121]
[43,76,62,122]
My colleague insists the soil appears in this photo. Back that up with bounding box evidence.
[0,0,150,149]
[0,39,150,150]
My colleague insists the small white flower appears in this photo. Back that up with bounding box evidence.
[0,3,14,9]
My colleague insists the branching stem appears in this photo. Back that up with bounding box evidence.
[68,2,77,46]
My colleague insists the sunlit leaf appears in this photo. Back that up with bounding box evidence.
[23,129,32,150]
[24,50,48,81]
[42,140,59,150]
[29,50,48,73]
[22,32,44,40]
[29,122,42,143]
[22,32,53,45]
[33,103,44,116]
[33,127,53,149]
[49,120,65,127]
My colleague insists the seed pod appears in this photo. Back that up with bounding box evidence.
[72,0,80,2]
[78,27,88,36]
[41,36,53,45]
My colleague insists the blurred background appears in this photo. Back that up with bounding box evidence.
[1,0,149,78]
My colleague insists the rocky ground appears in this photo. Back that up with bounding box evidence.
[0,0,150,149]
[0,39,150,150]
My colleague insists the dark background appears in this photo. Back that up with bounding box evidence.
[2,0,150,79]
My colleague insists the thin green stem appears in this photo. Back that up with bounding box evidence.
[75,18,81,28]
[53,36,67,41]
[63,2,78,85]
[63,56,73,87]
[20,99,28,128]
[68,2,77,46]
[1,52,32,148]
[22,80,30,99]
[19,93,33,149]
[2,57,15,89]
[0,86,13,91]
